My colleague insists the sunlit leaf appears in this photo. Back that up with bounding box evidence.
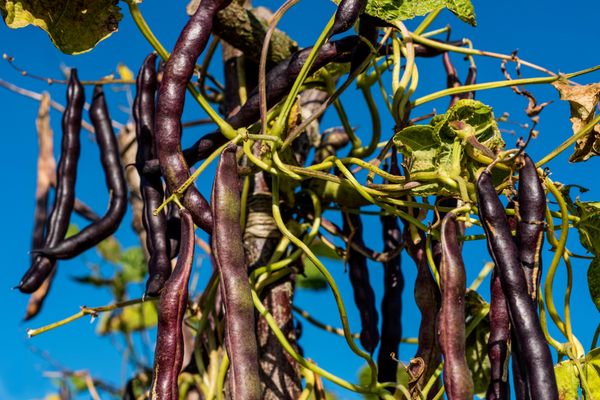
[362,0,476,26]
[588,257,600,312]
[554,359,579,400]
[0,0,122,54]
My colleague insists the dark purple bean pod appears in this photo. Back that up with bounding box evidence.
[19,70,84,293]
[166,204,182,260]
[486,270,511,400]
[517,154,546,301]
[377,211,403,385]
[476,171,558,400]
[343,212,380,354]
[331,0,366,36]
[150,208,195,400]
[406,229,441,399]
[139,36,360,174]
[507,202,529,399]
[437,213,474,399]
[511,331,530,400]
[443,53,462,107]
[154,0,232,233]
[350,18,378,75]
[211,144,260,400]
[134,53,172,297]
[39,86,127,259]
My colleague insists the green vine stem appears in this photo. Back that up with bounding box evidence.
[412,65,600,108]
[271,175,380,387]
[27,297,151,338]
[271,14,335,138]
[251,288,394,398]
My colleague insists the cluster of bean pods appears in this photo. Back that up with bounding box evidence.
[19,1,570,398]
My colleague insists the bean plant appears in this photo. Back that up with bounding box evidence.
[3,0,600,399]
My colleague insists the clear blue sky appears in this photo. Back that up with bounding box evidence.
[1,1,599,398]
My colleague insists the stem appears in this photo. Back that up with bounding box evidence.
[27,298,150,338]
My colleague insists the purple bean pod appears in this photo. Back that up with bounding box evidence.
[19,70,84,293]
[437,213,474,399]
[517,154,546,301]
[154,0,232,233]
[150,208,195,400]
[40,85,127,259]
[343,212,380,354]
[211,144,260,400]
[486,270,511,400]
[134,53,172,296]
[476,170,557,400]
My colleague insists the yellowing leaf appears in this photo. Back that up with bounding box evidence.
[0,0,122,54]
[554,360,579,400]
[97,301,158,335]
[363,0,476,26]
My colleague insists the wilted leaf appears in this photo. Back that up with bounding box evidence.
[297,255,328,291]
[97,301,158,335]
[554,359,579,400]
[0,0,122,54]
[97,235,122,264]
[363,0,476,26]
[120,247,147,283]
[552,81,600,162]
[588,257,600,312]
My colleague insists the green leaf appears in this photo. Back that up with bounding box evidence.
[588,257,600,312]
[554,359,580,400]
[97,301,158,335]
[363,0,476,27]
[393,99,505,197]
[71,275,114,288]
[574,201,600,256]
[120,247,147,284]
[96,235,122,264]
[297,255,328,291]
[0,0,122,54]
[68,374,88,393]
[308,179,371,208]
[357,365,378,400]
[310,238,343,260]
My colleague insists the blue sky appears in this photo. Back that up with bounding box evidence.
[1,1,599,398]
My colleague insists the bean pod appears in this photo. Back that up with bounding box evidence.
[211,144,260,400]
[486,270,510,400]
[133,53,172,297]
[343,212,380,354]
[517,154,546,301]
[150,209,195,400]
[19,70,84,293]
[438,213,474,399]
[154,0,232,233]
[40,85,127,259]
[476,170,557,400]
